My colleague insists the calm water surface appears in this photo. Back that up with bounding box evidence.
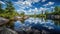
[14,17,60,32]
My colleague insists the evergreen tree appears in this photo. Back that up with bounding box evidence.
[5,1,15,13]
[4,0,18,19]
[54,6,59,12]
[54,6,60,14]
[0,2,4,14]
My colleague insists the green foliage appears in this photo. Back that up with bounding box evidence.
[5,1,15,13]
[54,6,60,12]
[45,6,60,15]
[0,1,19,19]
[20,12,25,16]
[45,10,49,15]
[29,14,46,18]
[51,6,60,15]
[0,3,5,13]
[0,0,20,27]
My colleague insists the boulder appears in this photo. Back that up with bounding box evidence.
[14,16,22,21]
[0,27,18,34]
[0,17,9,25]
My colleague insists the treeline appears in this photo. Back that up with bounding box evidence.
[29,14,46,18]
[29,6,60,18]
[0,1,19,19]
[45,6,60,15]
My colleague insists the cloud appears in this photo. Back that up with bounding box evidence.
[15,0,51,15]
[15,0,32,9]
[39,7,46,11]
[17,9,24,12]
[43,2,54,6]
[51,6,55,9]
[26,8,38,13]
[33,0,40,3]
[18,0,41,5]
[23,1,32,6]
[42,0,47,2]
[17,7,39,15]
[0,1,5,4]
[43,4,48,6]
[15,0,40,15]
[26,0,40,3]
[15,0,40,6]
[14,1,32,11]
[39,7,49,11]
[18,0,24,1]
[48,2,54,5]
[39,7,50,14]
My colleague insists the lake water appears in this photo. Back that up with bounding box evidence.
[13,17,60,33]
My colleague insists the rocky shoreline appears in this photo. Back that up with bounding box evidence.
[0,27,59,34]
[46,15,60,20]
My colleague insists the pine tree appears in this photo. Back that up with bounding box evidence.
[0,2,4,13]
[5,1,15,14]
[4,1,15,18]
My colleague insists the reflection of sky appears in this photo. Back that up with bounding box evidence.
[14,17,60,31]
[14,21,23,31]
[1,0,60,15]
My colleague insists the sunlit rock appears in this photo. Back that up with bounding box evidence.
[0,17,9,25]
[14,16,22,21]
[24,16,29,20]
[0,28,18,34]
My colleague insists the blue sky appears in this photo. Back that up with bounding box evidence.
[0,0,60,15]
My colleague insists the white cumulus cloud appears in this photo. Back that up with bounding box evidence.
[33,0,40,3]
[39,7,49,11]
[51,6,55,9]
[15,0,50,15]
[48,2,54,5]
[23,1,32,6]
[43,2,54,6]
[0,1,5,4]
[42,0,47,2]
[26,0,40,3]
[15,0,32,9]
